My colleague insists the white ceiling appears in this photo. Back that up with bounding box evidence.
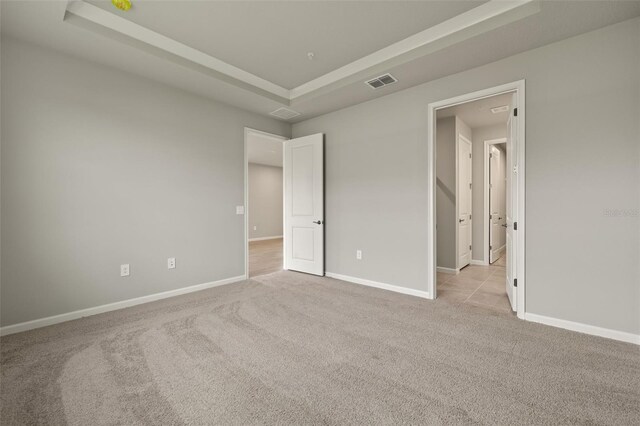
[2,1,640,123]
[437,93,513,128]
[85,0,485,89]
[289,0,640,122]
[247,132,286,167]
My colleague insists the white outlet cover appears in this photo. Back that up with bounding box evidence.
[356,250,362,260]
[120,264,130,277]
[236,206,245,215]
[253,226,257,230]
[168,257,176,269]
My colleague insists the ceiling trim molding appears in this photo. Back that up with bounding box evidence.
[64,1,291,100]
[289,0,540,101]
[63,0,540,109]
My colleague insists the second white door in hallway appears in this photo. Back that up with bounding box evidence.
[457,134,472,269]
[489,145,506,264]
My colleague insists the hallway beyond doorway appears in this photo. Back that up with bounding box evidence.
[437,254,511,314]
[249,238,283,277]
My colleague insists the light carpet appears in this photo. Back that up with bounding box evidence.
[1,271,639,425]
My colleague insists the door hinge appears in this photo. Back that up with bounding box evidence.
[490,153,493,158]
[469,245,472,251]
[469,153,472,159]
[489,245,492,250]
[490,214,492,219]
[514,278,518,287]
[469,183,472,189]
[469,214,472,220]
[514,221,518,230]
[514,107,518,117]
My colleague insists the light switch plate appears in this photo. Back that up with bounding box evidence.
[236,206,245,215]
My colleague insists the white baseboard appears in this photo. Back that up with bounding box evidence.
[325,272,431,300]
[248,235,283,242]
[436,266,459,274]
[524,313,640,345]
[470,259,489,266]
[0,275,247,337]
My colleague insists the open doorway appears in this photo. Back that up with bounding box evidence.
[428,81,525,318]
[244,128,288,278]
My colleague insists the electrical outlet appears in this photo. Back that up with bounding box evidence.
[120,264,130,277]
[253,225,257,231]
[356,250,362,260]
[168,257,176,269]
[236,206,244,215]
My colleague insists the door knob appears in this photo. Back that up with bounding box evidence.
[459,219,464,223]
[501,224,508,228]
[313,220,323,225]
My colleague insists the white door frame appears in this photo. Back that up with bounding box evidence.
[244,127,288,278]
[484,138,507,265]
[427,80,526,319]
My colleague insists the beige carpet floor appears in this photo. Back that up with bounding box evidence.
[1,271,639,425]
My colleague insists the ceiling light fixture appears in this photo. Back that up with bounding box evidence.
[112,0,132,12]
[490,105,509,114]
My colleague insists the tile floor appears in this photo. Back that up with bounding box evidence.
[437,254,513,314]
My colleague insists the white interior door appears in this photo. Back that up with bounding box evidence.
[506,97,517,311]
[457,135,472,269]
[284,134,324,276]
[489,146,501,264]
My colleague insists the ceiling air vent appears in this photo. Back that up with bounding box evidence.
[490,105,509,114]
[365,73,397,89]
[270,107,301,120]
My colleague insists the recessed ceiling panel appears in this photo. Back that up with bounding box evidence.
[3,1,639,122]
[85,0,486,89]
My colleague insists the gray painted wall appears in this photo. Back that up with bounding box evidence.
[248,163,283,239]
[0,38,290,326]
[293,18,640,334]
[471,124,507,262]
[436,117,456,269]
